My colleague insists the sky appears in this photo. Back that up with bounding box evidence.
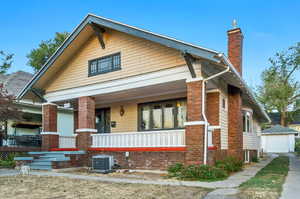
[1,0,299,88]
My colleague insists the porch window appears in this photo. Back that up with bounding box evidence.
[139,99,187,131]
[88,53,121,76]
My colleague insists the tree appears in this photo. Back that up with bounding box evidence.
[0,84,22,144]
[0,51,14,74]
[257,42,300,126]
[27,32,69,72]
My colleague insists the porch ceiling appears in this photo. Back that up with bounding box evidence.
[93,80,187,105]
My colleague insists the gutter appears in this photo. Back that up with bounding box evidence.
[202,53,230,165]
[220,55,271,123]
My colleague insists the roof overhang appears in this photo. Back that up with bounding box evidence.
[17,13,270,123]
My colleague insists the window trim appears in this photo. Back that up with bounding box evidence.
[88,52,121,77]
[138,98,187,131]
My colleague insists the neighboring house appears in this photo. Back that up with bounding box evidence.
[269,112,300,137]
[261,125,298,153]
[0,71,74,147]
[17,14,270,169]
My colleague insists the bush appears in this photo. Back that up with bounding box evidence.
[0,153,18,168]
[251,156,259,163]
[215,156,243,173]
[295,139,300,155]
[0,160,15,168]
[167,163,228,181]
[167,163,184,177]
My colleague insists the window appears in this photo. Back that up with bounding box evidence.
[139,99,187,131]
[89,53,121,76]
[243,111,252,133]
[222,98,226,109]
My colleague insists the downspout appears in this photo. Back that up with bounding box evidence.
[202,53,230,165]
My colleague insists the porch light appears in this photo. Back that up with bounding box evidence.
[120,105,125,116]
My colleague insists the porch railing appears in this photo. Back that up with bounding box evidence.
[91,129,185,148]
[59,136,77,148]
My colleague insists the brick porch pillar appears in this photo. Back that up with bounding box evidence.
[41,103,59,151]
[184,79,205,165]
[228,85,243,160]
[76,96,96,151]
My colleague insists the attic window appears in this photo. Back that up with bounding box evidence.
[88,53,121,76]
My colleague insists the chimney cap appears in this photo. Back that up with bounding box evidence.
[232,19,238,28]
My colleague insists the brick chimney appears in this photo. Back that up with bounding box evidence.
[227,28,243,76]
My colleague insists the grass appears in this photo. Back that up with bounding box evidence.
[239,156,289,199]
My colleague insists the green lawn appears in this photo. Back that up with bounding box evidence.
[239,156,289,199]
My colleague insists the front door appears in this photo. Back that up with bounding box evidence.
[95,108,111,134]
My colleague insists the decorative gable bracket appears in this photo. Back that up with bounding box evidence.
[182,52,196,78]
[90,22,106,49]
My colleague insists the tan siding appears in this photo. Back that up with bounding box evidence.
[45,30,185,92]
[110,102,138,133]
[219,88,229,150]
[98,92,187,133]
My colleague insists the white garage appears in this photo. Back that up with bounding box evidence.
[261,125,298,153]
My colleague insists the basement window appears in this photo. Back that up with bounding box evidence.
[88,53,121,76]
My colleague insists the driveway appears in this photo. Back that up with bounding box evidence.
[280,153,300,199]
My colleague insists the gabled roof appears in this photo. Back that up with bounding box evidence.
[269,112,300,125]
[262,125,298,134]
[16,13,271,123]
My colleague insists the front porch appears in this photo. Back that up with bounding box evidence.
[38,70,225,169]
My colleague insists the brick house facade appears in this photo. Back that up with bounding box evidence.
[18,14,270,169]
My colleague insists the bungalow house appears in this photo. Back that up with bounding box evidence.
[17,14,270,169]
[0,71,74,148]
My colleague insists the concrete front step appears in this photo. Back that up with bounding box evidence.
[30,164,52,170]
[30,161,52,166]
[37,157,70,161]
[15,150,86,170]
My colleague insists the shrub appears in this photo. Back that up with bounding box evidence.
[167,163,228,181]
[295,139,300,155]
[251,156,259,163]
[215,156,243,173]
[0,160,15,168]
[167,163,184,177]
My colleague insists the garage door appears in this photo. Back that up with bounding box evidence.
[265,135,289,153]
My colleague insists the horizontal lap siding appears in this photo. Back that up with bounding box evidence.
[45,30,185,93]
[99,92,187,133]
[220,90,229,149]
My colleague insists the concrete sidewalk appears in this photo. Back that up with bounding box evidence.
[280,154,300,199]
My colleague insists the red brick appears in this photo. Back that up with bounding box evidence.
[228,28,243,76]
[185,80,205,165]
[77,96,96,151]
[228,85,243,160]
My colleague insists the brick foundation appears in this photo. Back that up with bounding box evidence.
[87,150,186,170]
[207,149,228,165]
[42,134,59,151]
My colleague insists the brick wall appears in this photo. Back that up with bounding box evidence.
[206,92,220,126]
[228,85,243,160]
[87,150,186,170]
[227,28,243,75]
[185,80,205,165]
[77,96,96,151]
[42,104,57,132]
[78,96,95,129]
